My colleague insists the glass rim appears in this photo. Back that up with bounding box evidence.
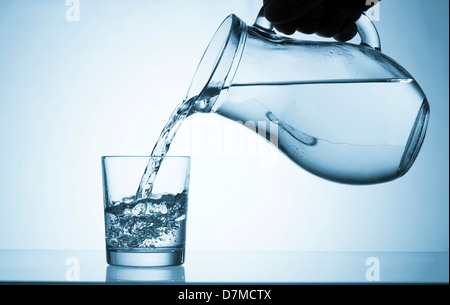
[101,155,191,160]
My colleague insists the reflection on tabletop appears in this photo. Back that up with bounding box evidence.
[106,265,185,283]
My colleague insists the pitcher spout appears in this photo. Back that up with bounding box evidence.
[186,15,247,113]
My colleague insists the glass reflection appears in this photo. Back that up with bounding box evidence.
[106,265,185,283]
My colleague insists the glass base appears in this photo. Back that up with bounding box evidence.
[107,248,185,267]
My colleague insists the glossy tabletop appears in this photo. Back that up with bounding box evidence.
[0,250,447,284]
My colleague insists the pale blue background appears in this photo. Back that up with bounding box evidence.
[0,0,448,253]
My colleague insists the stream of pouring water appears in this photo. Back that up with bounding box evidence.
[135,96,198,199]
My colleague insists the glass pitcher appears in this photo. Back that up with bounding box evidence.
[186,10,430,185]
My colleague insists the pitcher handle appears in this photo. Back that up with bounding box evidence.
[254,8,381,51]
[356,13,381,51]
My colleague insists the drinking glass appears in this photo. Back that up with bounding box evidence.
[101,156,190,267]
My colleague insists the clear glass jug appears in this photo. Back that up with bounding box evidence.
[186,11,430,185]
